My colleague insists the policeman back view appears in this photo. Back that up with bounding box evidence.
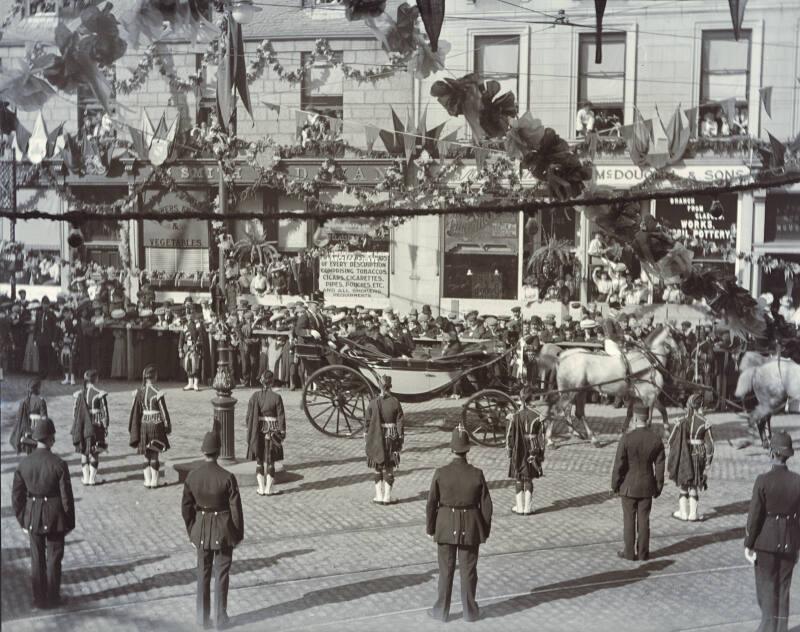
[11,417,75,609]
[426,425,493,622]
[744,431,800,632]
[182,432,244,629]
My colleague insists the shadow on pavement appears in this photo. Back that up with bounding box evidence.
[62,555,170,585]
[279,467,434,496]
[76,548,314,603]
[480,560,674,619]
[534,491,615,515]
[649,526,742,559]
[227,568,438,627]
[706,500,750,521]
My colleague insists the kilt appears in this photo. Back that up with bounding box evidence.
[137,410,170,455]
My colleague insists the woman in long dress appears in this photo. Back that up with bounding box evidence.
[70,370,110,486]
[128,365,171,488]
[110,326,127,378]
[9,378,48,455]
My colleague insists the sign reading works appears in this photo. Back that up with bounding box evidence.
[319,252,389,299]
[142,191,209,249]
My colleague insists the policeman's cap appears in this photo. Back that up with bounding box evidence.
[32,417,56,441]
[450,425,471,453]
[200,431,221,455]
[771,431,794,458]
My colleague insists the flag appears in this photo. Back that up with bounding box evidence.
[759,86,773,118]
[46,121,65,158]
[629,108,651,168]
[216,23,234,133]
[141,110,155,148]
[364,125,380,150]
[728,0,747,41]
[721,98,737,130]
[768,132,786,168]
[262,101,281,114]
[683,107,699,138]
[26,111,48,164]
[416,0,445,52]
[232,21,253,121]
[594,0,608,63]
[658,105,689,164]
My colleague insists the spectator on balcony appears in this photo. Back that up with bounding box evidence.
[588,232,606,258]
[575,102,596,137]
[778,295,795,323]
[700,111,718,138]
[592,267,613,303]
[716,108,731,136]
[731,106,748,136]
[663,283,684,304]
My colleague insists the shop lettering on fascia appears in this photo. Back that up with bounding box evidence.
[593,164,753,187]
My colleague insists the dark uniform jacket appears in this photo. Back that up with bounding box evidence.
[12,448,75,535]
[745,464,800,554]
[181,462,244,551]
[426,457,493,546]
[294,311,326,341]
[611,427,665,498]
[245,389,286,461]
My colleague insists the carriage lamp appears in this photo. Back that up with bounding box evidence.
[229,0,260,24]
[708,197,724,219]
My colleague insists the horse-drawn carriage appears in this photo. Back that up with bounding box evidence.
[297,339,521,447]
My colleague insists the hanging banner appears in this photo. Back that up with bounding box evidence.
[319,251,389,299]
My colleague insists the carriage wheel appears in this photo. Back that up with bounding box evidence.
[462,389,516,448]
[302,365,375,438]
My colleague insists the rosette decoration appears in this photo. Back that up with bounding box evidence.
[117,0,220,49]
[431,73,519,142]
[504,112,592,200]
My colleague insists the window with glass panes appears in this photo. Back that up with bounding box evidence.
[300,52,344,120]
[473,35,520,98]
[699,30,751,137]
[577,33,625,136]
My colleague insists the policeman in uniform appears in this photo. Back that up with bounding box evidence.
[182,432,245,629]
[11,417,75,609]
[426,425,493,622]
[744,431,800,632]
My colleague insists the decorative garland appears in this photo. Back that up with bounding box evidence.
[738,253,800,278]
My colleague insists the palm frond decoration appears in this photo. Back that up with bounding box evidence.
[526,236,573,281]
[232,219,279,266]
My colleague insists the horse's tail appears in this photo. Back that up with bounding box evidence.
[735,367,757,399]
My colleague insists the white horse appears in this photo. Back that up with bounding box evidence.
[545,327,675,447]
[735,352,800,448]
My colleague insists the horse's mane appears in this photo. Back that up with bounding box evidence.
[642,324,666,348]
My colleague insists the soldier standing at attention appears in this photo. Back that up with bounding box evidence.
[245,370,287,496]
[426,425,493,622]
[10,378,48,456]
[182,432,244,630]
[365,375,404,505]
[744,431,800,632]
[70,370,109,486]
[11,417,75,609]
[506,388,546,516]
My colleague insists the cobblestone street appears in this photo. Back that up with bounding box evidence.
[2,375,798,632]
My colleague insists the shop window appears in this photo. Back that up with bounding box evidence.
[764,193,800,242]
[442,213,518,300]
[522,209,579,303]
[474,35,520,99]
[699,30,751,137]
[577,33,625,136]
[300,52,344,121]
[760,253,800,311]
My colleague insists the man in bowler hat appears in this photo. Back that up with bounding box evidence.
[11,416,75,609]
[611,417,665,561]
[426,425,493,622]
[182,432,244,629]
[744,431,800,632]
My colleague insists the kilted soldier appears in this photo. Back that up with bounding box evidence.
[182,432,244,629]
[58,306,81,386]
[365,375,404,505]
[506,388,546,515]
[128,365,172,489]
[179,318,203,392]
[245,370,286,496]
[744,431,800,632]
[667,393,714,522]
[11,417,75,610]
[70,370,109,486]
[10,378,48,455]
[426,425,493,623]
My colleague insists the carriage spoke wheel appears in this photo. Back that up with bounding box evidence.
[302,365,374,438]
[462,389,517,448]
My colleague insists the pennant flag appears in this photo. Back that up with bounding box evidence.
[759,86,773,118]
[154,112,167,140]
[141,110,155,148]
[46,121,65,158]
[728,0,747,41]
[683,107,699,138]
[364,125,380,151]
[262,101,281,114]
[618,124,635,144]
[149,113,179,167]
[12,131,25,162]
[129,124,146,159]
[658,105,689,165]
[768,132,786,167]
[721,97,737,130]
[26,111,48,164]
[232,21,253,122]
[629,108,651,168]
[416,0,445,52]
[594,0,608,63]
[62,133,81,174]
[379,107,406,155]
[328,117,342,141]
[216,23,234,133]
[436,130,457,158]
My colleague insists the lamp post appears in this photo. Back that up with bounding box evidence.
[212,343,237,461]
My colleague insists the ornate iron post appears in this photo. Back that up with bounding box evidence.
[212,344,237,461]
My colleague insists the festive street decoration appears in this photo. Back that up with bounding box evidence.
[593,0,607,63]
[117,0,219,49]
[416,0,445,53]
[728,0,747,41]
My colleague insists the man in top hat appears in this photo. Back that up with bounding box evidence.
[182,432,245,629]
[11,417,75,609]
[294,298,326,343]
[426,425,493,622]
[744,431,800,632]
